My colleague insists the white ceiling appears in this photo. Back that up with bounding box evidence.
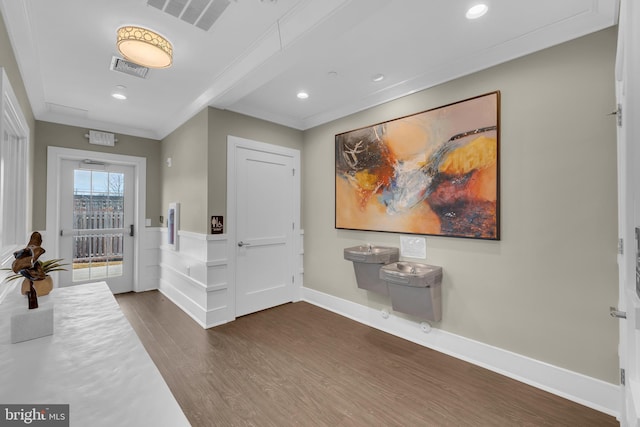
[0,0,619,140]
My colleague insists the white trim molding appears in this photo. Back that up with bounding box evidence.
[139,227,162,292]
[158,230,231,328]
[0,68,30,252]
[302,286,620,418]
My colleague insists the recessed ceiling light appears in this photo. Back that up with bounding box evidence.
[111,85,127,100]
[297,91,309,99]
[466,4,488,19]
[372,73,385,82]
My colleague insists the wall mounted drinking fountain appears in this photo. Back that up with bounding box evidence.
[344,245,400,295]
[380,261,443,321]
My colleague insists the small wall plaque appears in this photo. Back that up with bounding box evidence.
[211,216,223,234]
[400,236,426,259]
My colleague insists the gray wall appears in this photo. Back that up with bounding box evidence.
[161,109,209,233]
[33,121,162,230]
[0,10,35,231]
[207,108,304,230]
[302,27,619,383]
[160,107,303,234]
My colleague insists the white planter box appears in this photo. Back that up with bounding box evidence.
[10,297,54,343]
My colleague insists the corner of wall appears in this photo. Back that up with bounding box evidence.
[158,230,232,328]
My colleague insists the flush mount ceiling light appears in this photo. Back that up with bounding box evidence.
[117,26,173,68]
[297,91,309,99]
[466,4,488,19]
[372,73,385,82]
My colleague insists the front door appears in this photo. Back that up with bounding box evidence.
[230,136,299,317]
[58,159,135,294]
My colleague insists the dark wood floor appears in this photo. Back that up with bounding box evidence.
[115,291,617,427]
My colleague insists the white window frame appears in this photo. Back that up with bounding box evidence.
[0,68,29,255]
[0,68,30,300]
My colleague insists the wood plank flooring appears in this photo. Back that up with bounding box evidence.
[115,291,617,427]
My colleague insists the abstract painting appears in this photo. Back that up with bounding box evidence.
[335,91,500,240]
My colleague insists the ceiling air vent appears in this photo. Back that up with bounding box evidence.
[148,0,231,31]
[110,57,149,79]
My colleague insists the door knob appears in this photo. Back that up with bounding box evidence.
[238,241,251,247]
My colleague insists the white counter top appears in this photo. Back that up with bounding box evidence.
[0,281,191,427]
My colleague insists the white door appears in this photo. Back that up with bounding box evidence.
[230,137,299,317]
[616,1,640,424]
[58,160,135,294]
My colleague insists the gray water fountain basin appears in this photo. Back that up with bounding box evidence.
[379,262,442,287]
[380,261,443,321]
[344,245,400,295]
[343,245,399,264]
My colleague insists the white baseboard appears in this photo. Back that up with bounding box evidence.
[158,279,207,328]
[158,279,229,329]
[302,286,620,418]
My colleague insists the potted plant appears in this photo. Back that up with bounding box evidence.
[3,258,67,297]
[2,232,65,343]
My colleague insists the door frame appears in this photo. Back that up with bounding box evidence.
[616,0,640,423]
[46,146,147,292]
[226,135,301,319]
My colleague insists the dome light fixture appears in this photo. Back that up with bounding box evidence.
[466,4,488,20]
[111,85,127,100]
[297,91,309,99]
[117,26,173,69]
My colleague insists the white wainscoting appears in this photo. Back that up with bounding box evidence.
[302,287,620,418]
[156,229,305,328]
[139,227,162,292]
[157,229,231,328]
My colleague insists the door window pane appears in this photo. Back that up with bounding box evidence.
[72,170,125,282]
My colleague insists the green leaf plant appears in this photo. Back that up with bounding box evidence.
[2,259,68,282]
